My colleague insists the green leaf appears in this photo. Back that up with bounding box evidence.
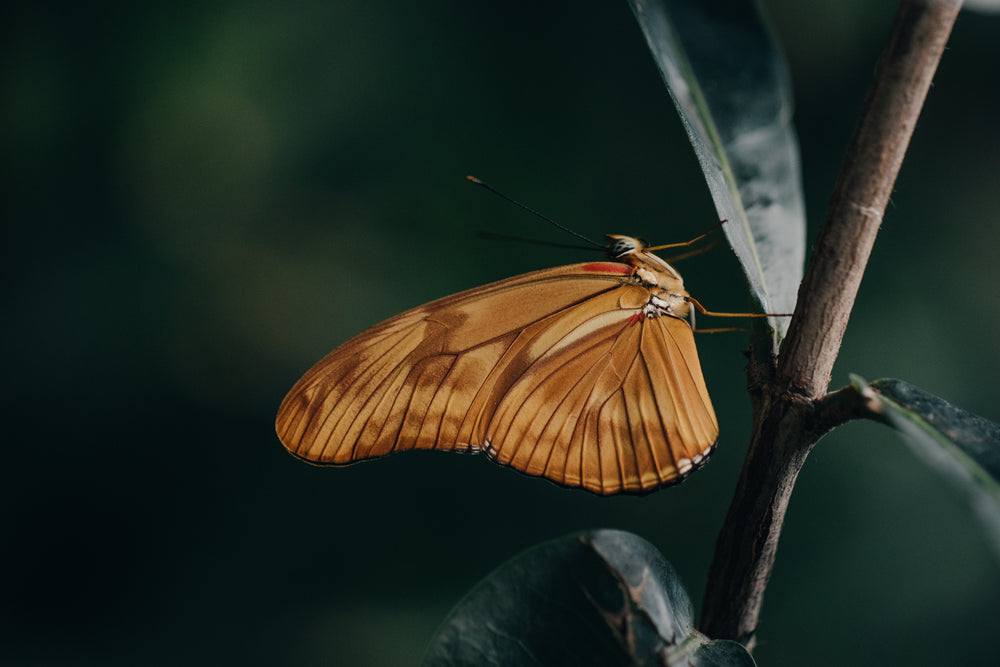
[628,0,805,347]
[423,529,755,666]
[853,375,1000,557]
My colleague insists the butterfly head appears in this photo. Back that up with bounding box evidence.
[606,234,685,289]
[606,235,647,260]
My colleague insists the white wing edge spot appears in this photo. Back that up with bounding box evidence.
[483,439,499,460]
[676,457,693,475]
[678,445,716,478]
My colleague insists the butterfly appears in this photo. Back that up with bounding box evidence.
[274,224,772,495]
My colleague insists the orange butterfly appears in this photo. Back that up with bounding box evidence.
[275,226,766,495]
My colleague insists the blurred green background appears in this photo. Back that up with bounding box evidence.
[3,1,999,665]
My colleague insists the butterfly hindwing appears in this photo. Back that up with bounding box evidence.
[481,298,718,494]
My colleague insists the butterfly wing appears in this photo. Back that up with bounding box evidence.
[482,310,717,494]
[275,261,717,495]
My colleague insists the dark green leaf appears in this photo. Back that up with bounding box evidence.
[628,0,805,347]
[423,529,754,666]
[853,375,1000,557]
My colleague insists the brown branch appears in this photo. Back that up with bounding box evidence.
[811,383,872,434]
[699,0,962,649]
[779,0,964,398]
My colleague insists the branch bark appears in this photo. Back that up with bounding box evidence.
[699,0,962,648]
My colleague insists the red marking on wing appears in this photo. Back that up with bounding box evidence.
[580,262,633,275]
[627,312,644,326]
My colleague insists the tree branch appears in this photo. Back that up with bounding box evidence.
[778,0,963,398]
[699,0,962,648]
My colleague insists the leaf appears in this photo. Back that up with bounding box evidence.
[628,0,805,346]
[423,529,755,666]
[963,0,1000,14]
[853,375,1000,558]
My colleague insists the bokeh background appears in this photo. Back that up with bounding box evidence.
[3,1,999,665]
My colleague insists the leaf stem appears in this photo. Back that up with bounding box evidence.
[699,0,962,648]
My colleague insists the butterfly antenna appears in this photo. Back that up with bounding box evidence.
[466,175,604,249]
[476,231,600,252]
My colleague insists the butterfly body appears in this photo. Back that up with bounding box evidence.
[276,235,718,495]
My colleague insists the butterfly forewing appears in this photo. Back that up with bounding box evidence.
[275,258,719,495]
[276,264,624,458]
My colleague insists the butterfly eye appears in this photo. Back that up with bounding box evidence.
[608,236,641,259]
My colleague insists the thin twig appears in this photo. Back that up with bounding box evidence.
[699,0,962,648]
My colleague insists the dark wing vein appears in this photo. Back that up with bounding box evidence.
[326,323,431,460]
[301,321,423,460]
[504,324,619,470]
[623,327,665,486]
